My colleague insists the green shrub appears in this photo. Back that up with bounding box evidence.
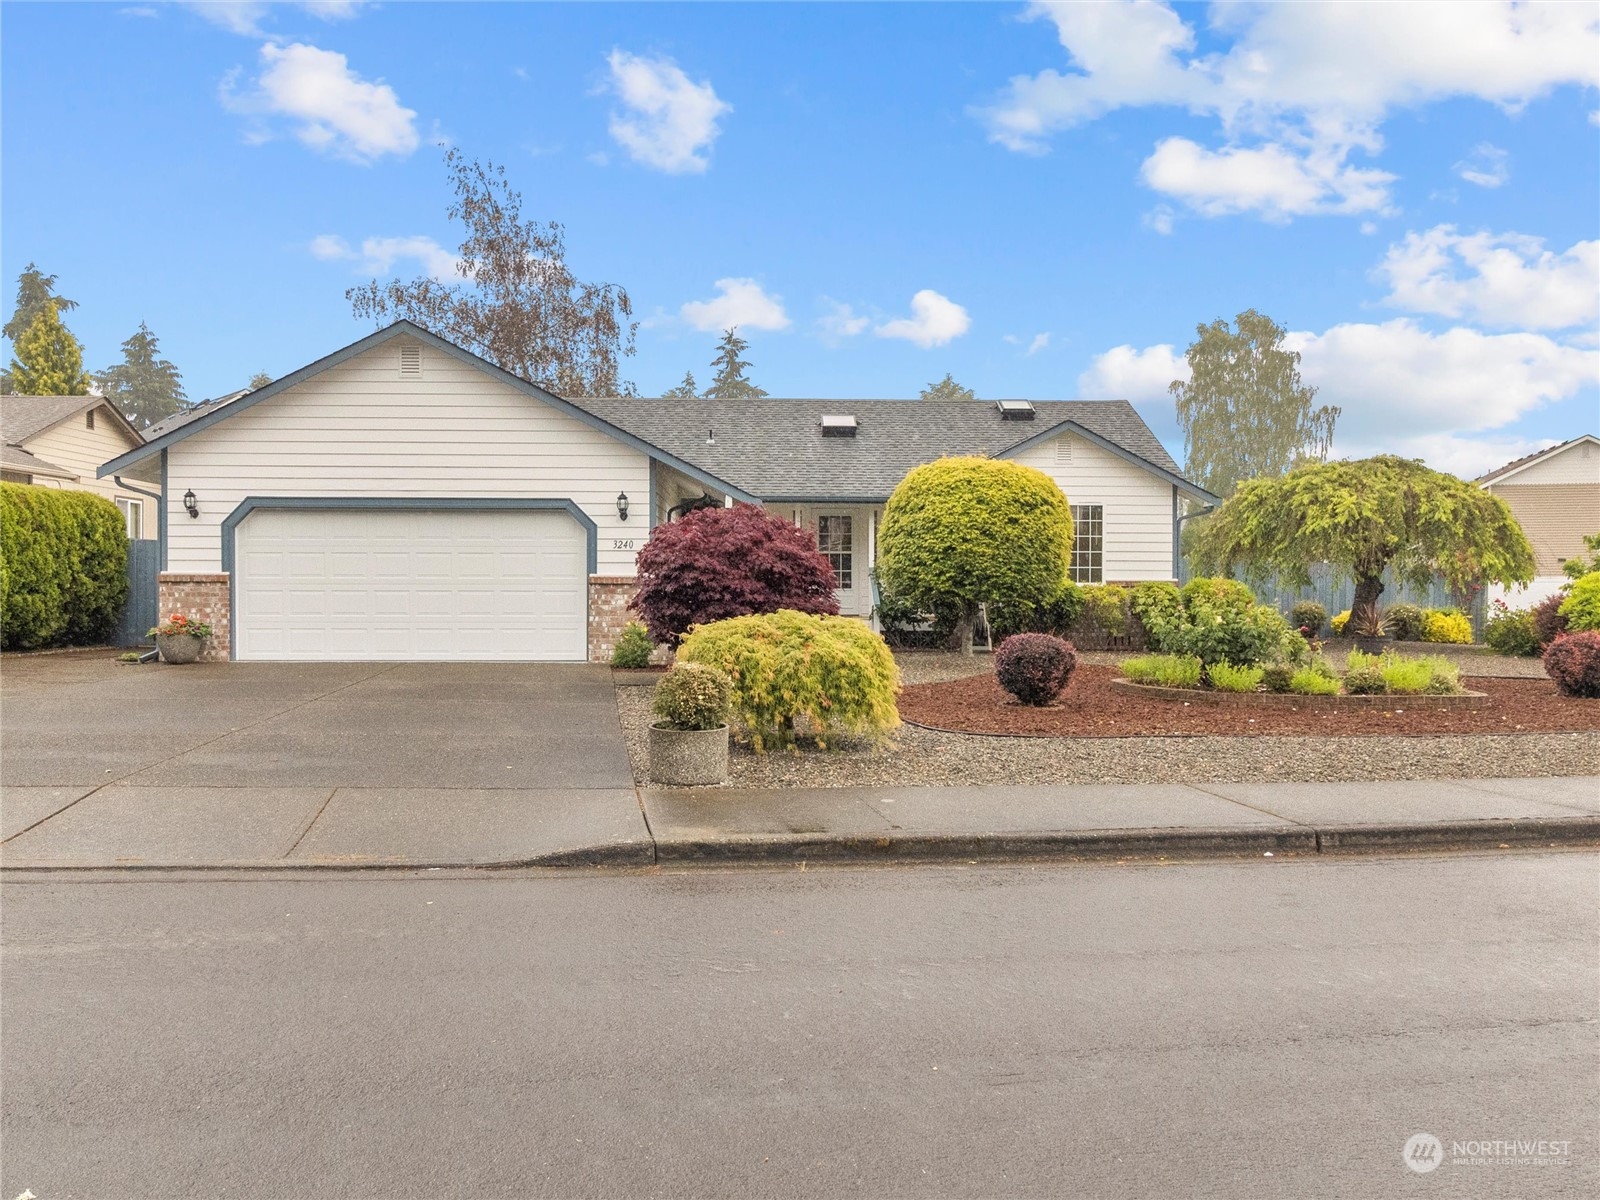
[610,620,655,668]
[1290,599,1327,638]
[1129,581,1182,646]
[1343,665,1387,695]
[1289,667,1340,696]
[1207,662,1263,693]
[1329,609,1351,635]
[1135,576,1300,667]
[1384,602,1427,642]
[1416,654,1462,694]
[1073,583,1131,644]
[652,662,731,731]
[1261,662,1295,693]
[1380,656,1435,695]
[677,610,900,750]
[1484,604,1540,657]
[1179,576,1255,610]
[1559,572,1600,632]
[1421,609,1473,644]
[0,482,128,650]
[877,456,1072,652]
[1122,653,1202,688]
[989,580,1084,642]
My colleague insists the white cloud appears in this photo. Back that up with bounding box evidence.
[817,299,870,341]
[310,233,461,281]
[979,1,1600,221]
[1143,205,1175,235]
[680,278,790,332]
[1141,136,1395,220]
[1076,342,1188,403]
[1027,332,1051,356]
[875,290,971,348]
[223,41,418,162]
[187,2,366,36]
[1454,142,1509,188]
[605,50,730,174]
[1377,226,1600,330]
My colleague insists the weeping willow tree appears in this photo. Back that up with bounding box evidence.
[1192,455,1535,614]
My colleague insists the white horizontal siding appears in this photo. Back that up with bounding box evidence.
[165,338,650,575]
[1009,432,1175,581]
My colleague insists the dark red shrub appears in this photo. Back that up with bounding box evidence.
[994,632,1078,706]
[630,504,839,644]
[1532,591,1569,646]
[1543,631,1600,699]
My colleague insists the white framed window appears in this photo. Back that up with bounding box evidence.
[817,514,854,589]
[116,497,144,539]
[1069,504,1103,583]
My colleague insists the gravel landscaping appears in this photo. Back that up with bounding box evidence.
[614,650,1599,788]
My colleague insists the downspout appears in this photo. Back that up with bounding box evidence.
[114,476,161,504]
[1172,489,1215,583]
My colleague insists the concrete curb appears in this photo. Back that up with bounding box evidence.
[7,816,1594,873]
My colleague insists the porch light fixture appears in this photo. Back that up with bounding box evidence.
[616,491,630,521]
[183,489,199,519]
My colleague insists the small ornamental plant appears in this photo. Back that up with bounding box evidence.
[1544,631,1600,699]
[610,620,655,669]
[148,613,214,640]
[1121,653,1203,689]
[1207,662,1264,693]
[652,663,732,731]
[1531,591,1569,646]
[1261,662,1295,693]
[1558,572,1600,633]
[1484,600,1540,657]
[1384,602,1426,642]
[994,633,1077,706]
[1288,666,1341,696]
[1290,600,1327,639]
[1343,665,1387,695]
[1421,609,1473,644]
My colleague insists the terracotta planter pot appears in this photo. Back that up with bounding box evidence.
[648,723,729,786]
[155,633,207,664]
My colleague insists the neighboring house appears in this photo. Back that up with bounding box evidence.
[1478,434,1600,609]
[99,321,1215,663]
[0,394,157,538]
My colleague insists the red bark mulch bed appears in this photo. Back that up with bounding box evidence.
[899,665,1600,738]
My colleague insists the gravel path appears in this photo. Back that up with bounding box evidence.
[615,684,1598,788]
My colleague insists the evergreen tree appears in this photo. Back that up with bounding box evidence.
[704,328,766,399]
[1170,309,1339,498]
[661,370,699,400]
[8,305,89,396]
[920,373,976,402]
[2,263,78,393]
[96,322,187,428]
[248,371,273,389]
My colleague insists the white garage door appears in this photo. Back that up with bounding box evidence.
[234,508,587,661]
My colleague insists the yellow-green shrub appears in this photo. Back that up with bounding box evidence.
[1559,572,1600,632]
[1330,609,1351,634]
[1421,609,1473,644]
[677,610,900,751]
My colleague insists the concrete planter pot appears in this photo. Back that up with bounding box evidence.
[155,633,207,664]
[649,723,729,786]
[1354,634,1393,654]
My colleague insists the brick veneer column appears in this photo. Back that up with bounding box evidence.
[587,575,639,663]
[158,573,230,662]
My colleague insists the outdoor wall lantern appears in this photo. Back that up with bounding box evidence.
[616,491,630,521]
[183,489,199,519]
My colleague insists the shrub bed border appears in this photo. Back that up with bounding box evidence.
[1108,678,1489,708]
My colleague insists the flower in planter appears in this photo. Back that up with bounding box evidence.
[149,613,215,640]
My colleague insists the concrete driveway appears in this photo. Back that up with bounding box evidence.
[0,653,648,867]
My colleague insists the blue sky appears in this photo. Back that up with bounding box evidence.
[3,1,1596,477]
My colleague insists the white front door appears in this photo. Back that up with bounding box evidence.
[815,511,862,615]
[234,507,588,661]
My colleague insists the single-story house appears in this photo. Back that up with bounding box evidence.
[1,393,157,537]
[98,321,1216,663]
[1478,434,1600,608]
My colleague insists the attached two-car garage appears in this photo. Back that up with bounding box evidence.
[232,507,589,662]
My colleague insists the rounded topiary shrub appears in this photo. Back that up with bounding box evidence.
[994,632,1077,706]
[678,610,899,751]
[1559,572,1600,633]
[1384,602,1427,642]
[876,456,1072,654]
[1290,599,1327,638]
[631,504,839,645]
[652,662,732,730]
[1544,631,1600,699]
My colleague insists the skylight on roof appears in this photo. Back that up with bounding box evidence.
[995,400,1036,420]
[820,414,858,437]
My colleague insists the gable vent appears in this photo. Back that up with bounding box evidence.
[820,414,858,438]
[399,343,422,377]
[1055,436,1074,464]
[995,399,1036,420]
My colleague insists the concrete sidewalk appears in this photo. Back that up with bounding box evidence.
[1,776,1595,871]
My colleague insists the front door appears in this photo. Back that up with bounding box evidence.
[815,512,860,615]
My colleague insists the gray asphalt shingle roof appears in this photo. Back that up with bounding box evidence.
[569,397,1185,500]
[0,442,76,479]
[0,394,100,446]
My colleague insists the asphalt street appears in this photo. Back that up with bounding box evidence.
[2,853,1595,1199]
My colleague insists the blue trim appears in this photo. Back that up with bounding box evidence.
[219,497,600,663]
[998,419,1219,504]
[158,450,168,570]
[96,321,756,504]
[647,457,658,530]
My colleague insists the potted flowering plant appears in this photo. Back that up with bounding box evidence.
[649,662,732,785]
[148,613,214,664]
